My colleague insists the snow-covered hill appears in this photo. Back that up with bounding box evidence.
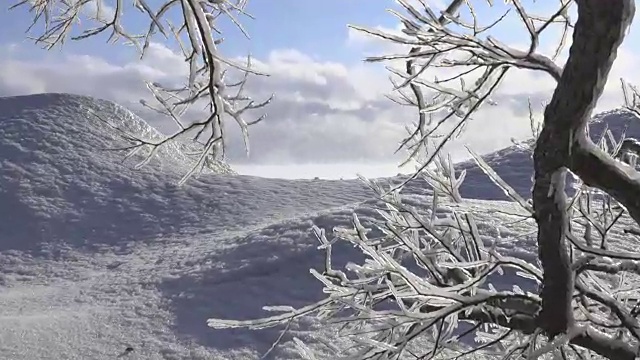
[0,94,378,253]
[0,93,635,359]
[0,93,380,359]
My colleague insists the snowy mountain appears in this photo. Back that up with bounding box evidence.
[0,93,635,359]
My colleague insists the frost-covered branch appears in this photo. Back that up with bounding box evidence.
[13,0,272,183]
[352,0,572,192]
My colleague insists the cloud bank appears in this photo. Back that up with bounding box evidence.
[1,16,639,167]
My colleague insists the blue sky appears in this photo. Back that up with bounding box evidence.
[1,1,640,179]
[1,0,399,63]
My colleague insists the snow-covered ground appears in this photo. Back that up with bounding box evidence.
[0,93,637,359]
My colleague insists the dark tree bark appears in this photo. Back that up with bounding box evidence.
[533,0,635,339]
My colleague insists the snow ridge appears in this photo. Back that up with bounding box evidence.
[456,108,640,200]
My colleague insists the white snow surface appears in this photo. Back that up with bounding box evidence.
[0,93,637,359]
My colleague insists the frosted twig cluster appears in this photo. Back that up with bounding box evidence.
[348,0,571,191]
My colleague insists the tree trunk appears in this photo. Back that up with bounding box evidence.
[533,0,635,338]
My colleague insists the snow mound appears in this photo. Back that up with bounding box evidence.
[0,93,375,253]
[457,108,640,200]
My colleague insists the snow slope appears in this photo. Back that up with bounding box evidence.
[0,93,636,359]
[456,108,640,200]
[0,93,381,359]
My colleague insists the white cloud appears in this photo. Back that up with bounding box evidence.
[79,0,116,21]
[1,25,639,167]
[0,43,408,164]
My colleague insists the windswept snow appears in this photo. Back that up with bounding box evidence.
[0,93,636,359]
